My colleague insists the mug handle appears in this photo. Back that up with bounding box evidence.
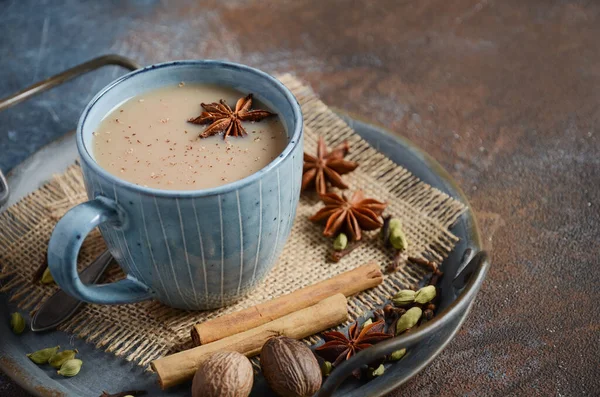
[48,196,153,304]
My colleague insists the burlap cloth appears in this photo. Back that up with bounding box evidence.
[0,75,466,367]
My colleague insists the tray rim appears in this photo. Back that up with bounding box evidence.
[0,112,487,397]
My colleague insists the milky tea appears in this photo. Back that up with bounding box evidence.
[93,84,287,190]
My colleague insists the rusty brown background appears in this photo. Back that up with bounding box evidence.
[1,0,599,395]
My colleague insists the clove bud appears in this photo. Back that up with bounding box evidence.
[383,304,406,320]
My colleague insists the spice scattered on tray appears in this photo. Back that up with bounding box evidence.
[32,258,49,283]
[261,336,322,397]
[41,266,54,284]
[191,351,253,397]
[27,345,60,364]
[152,294,348,389]
[308,281,441,380]
[367,363,386,379]
[382,216,411,273]
[49,349,78,368]
[310,190,387,241]
[302,136,358,195]
[388,218,408,251]
[392,285,438,334]
[316,319,391,378]
[26,345,84,378]
[10,312,26,334]
[57,358,83,377]
[388,348,406,361]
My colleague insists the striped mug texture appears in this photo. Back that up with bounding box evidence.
[48,61,303,310]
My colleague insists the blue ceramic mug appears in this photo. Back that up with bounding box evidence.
[47,61,303,310]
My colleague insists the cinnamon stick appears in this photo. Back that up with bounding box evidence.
[151,293,348,389]
[191,262,382,346]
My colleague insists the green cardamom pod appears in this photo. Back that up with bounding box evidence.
[49,349,78,369]
[388,218,402,232]
[10,312,26,335]
[321,360,332,377]
[41,267,54,284]
[392,289,415,306]
[371,364,385,377]
[389,227,408,251]
[333,233,348,251]
[414,285,437,304]
[27,346,60,364]
[389,348,407,361]
[57,358,83,377]
[395,307,422,335]
[363,318,373,327]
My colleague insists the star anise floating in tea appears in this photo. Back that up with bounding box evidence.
[188,94,275,139]
[316,320,391,371]
[302,137,358,195]
[310,190,387,241]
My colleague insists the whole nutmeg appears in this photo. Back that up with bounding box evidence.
[191,351,253,397]
[260,336,322,397]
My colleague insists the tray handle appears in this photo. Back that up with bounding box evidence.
[0,54,140,111]
[0,54,141,208]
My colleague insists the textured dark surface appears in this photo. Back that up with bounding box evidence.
[1,0,599,396]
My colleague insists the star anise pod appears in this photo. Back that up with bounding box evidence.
[310,190,387,241]
[188,93,275,139]
[302,137,358,195]
[316,320,392,371]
